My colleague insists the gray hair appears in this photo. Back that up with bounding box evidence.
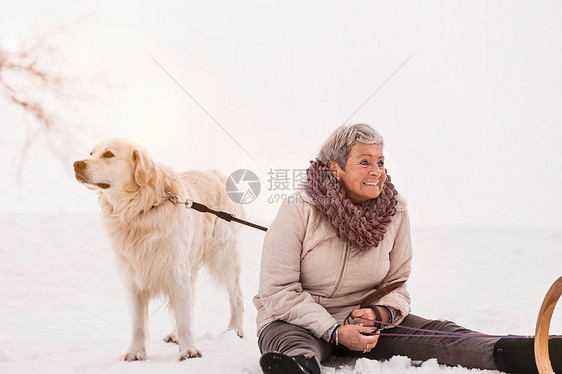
[317,124,385,170]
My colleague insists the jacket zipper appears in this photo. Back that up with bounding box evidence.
[328,243,349,298]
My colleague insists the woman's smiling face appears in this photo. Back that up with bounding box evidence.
[329,143,386,204]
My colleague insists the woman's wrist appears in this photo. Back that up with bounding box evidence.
[367,305,391,328]
[322,323,340,343]
[381,305,397,324]
[332,325,340,345]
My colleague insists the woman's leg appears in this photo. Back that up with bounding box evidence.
[494,336,562,373]
[337,314,498,370]
[258,320,334,368]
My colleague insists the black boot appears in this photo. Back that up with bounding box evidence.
[493,337,562,373]
[259,352,321,374]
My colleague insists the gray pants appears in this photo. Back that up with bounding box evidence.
[258,314,499,371]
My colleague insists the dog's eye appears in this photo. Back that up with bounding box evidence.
[102,151,115,158]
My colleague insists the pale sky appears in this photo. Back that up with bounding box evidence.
[1,0,561,230]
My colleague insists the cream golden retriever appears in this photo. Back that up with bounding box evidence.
[73,137,244,361]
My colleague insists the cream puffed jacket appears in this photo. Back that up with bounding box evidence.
[253,189,412,338]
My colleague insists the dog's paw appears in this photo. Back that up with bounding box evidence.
[121,350,146,361]
[163,333,179,344]
[178,347,202,360]
[222,327,244,338]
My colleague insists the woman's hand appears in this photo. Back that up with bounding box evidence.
[336,324,380,353]
[351,305,389,327]
[351,306,377,327]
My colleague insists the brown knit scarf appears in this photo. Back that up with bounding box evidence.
[306,159,399,251]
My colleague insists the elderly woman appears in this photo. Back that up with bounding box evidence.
[253,124,560,374]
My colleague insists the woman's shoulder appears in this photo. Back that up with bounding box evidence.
[395,193,408,212]
[274,190,319,222]
[267,191,317,234]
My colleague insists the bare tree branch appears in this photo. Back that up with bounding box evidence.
[0,34,63,131]
[0,21,95,182]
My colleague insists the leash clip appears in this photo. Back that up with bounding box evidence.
[166,191,194,209]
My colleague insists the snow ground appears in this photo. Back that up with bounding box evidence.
[0,212,560,373]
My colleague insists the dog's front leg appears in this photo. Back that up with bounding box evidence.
[171,280,202,360]
[121,287,150,361]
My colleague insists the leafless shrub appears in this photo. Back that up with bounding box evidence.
[0,33,64,131]
[0,27,87,180]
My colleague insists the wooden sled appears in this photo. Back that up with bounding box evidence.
[535,276,562,374]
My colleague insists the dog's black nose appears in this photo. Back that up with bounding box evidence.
[74,160,86,170]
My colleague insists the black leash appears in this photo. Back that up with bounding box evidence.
[166,192,268,232]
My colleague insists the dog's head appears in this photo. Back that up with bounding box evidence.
[73,137,156,193]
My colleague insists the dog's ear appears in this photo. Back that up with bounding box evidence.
[133,148,153,186]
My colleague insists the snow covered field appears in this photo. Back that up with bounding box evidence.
[1,211,560,373]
